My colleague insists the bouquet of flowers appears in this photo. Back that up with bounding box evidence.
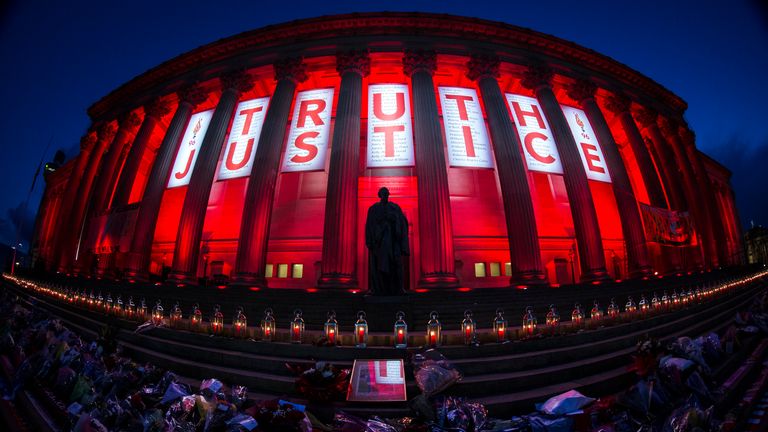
[286,361,350,402]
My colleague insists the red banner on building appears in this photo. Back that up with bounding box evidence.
[639,203,694,245]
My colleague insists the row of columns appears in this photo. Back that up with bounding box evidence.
[57,50,729,288]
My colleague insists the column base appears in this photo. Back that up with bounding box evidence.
[123,252,150,283]
[579,268,612,284]
[166,270,197,287]
[317,273,358,289]
[510,270,549,289]
[418,272,459,289]
[229,272,268,290]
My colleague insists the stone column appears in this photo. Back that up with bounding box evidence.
[467,54,547,286]
[111,98,172,208]
[317,50,369,289]
[603,94,667,208]
[168,71,254,286]
[124,85,208,281]
[58,122,117,273]
[679,126,727,267]
[232,58,307,288]
[50,131,97,272]
[404,49,459,288]
[522,64,610,282]
[567,79,651,278]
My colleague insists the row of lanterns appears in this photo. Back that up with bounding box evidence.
[5,270,768,347]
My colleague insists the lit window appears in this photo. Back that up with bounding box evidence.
[292,264,304,278]
[278,264,289,278]
[474,263,486,278]
[490,262,501,277]
[265,264,274,278]
[505,262,512,276]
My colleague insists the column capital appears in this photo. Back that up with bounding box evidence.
[118,111,142,132]
[658,117,679,137]
[80,131,98,151]
[521,63,554,91]
[566,79,597,104]
[220,69,254,95]
[177,85,208,108]
[336,50,370,77]
[97,121,117,143]
[144,97,172,119]
[466,53,500,81]
[632,107,658,129]
[403,49,437,77]
[273,57,308,84]
[604,93,632,115]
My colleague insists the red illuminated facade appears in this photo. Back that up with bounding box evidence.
[31,13,743,290]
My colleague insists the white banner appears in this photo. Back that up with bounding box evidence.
[438,87,494,168]
[282,88,334,172]
[560,105,612,183]
[217,97,270,180]
[167,109,214,188]
[367,84,414,167]
[505,94,563,175]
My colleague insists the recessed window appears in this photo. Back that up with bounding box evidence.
[265,264,274,278]
[292,264,304,279]
[278,263,289,278]
[505,262,512,276]
[490,262,501,277]
[474,263,486,278]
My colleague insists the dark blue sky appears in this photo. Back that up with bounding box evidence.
[0,0,766,250]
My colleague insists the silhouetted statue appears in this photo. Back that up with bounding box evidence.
[365,187,409,295]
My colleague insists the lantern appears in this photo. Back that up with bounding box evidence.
[494,308,509,342]
[324,311,339,345]
[590,301,602,321]
[105,293,113,313]
[211,304,224,335]
[67,289,75,303]
[152,300,164,326]
[661,291,670,308]
[354,311,368,348]
[571,303,584,327]
[115,296,124,317]
[462,310,476,345]
[233,307,247,338]
[671,290,679,307]
[426,311,441,348]
[639,295,649,314]
[261,308,276,341]
[686,288,694,304]
[96,292,104,310]
[607,298,619,319]
[695,287,702,301]
[291,309,304,344]
[170,302,183,328]
[394,311,408,348]
[522,306,537,337]
[140,298,148,320]
[127,297,136,319]
[545,305,559,330]
[190,303,202,330]
[651,292,660,309]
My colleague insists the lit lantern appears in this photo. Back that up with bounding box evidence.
[67,289,75,303]
[625,296,637,316]
[462,310,476,345]
[96,292,104,310]
[211,305,224,335]
[571,303,584,327]
[115,296,124,316]
[671,290,679,307]
[426,311,441,348]
[639,295,649,314]
[394,311,408,348]
[127,297,136,319]
[522,306,537,337]
[607,298,619,319]
[105,293,113,313]
[170,302,183,328]
[354,311,368,348]
[152,300,164,326]
[190,303,202,330]
[661,291,670,308]
[651,293,660,309]
[547,305,560,331]
[233,307,247,338]
[494,308,509,342]
[261,308,276,341]
[324,311,339,345]
[291,309,304,344]
[687,288,694,303]
[590,301,602,321]
[695,287,702,301]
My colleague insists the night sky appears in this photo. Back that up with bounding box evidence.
[0,0,766,252]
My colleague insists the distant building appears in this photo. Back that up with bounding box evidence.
[746,226,768,265]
